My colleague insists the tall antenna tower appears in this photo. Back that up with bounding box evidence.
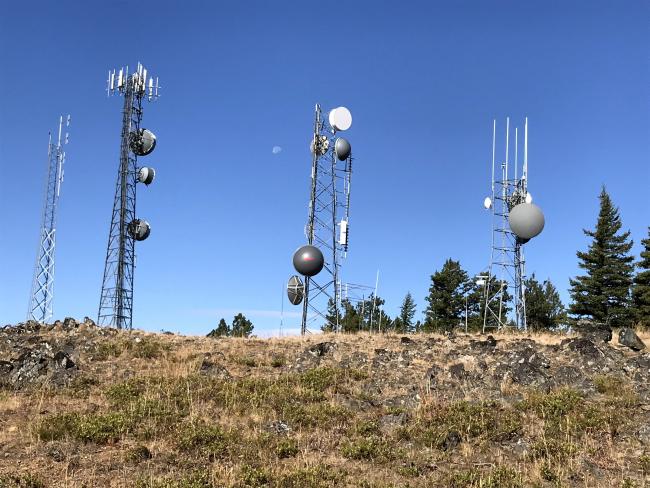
[292,104,353,335]
[98,63,159,329]
[482,117,534,332]
[28,115,70,323]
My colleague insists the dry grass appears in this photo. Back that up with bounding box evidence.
[0,327,648,487]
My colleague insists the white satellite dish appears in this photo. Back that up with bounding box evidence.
[525,192,533,204]
[328,107,352,131]
[483,197,492,209]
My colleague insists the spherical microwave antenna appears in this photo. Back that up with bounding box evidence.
[334,138,351,161]
[508,203,545,241]
[130,129,157,156]
[525,192,533,204]
[287,275,305,305]
[328,107,352,131]
[128,219,151,241]
[292,245,325,277]
[138,167,156,185]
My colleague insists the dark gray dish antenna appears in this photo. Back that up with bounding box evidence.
[334,137,351,161]
[292,245,324,277]
[138,167,155,185]
[508,203,545,241]
[128,219,151,241]
[130,128,157,156]
[287,275,305,305]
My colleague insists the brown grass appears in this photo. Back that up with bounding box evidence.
[0,327,647,487]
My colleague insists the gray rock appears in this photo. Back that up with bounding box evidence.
[199,359,231,380]
[575,319,612,343]
[307,341,336,357]
[442,430,461,451]
[618,328,646,351]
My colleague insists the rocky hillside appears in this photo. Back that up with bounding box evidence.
[0,318,649,487]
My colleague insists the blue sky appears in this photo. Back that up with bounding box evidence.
[0,1,648,336]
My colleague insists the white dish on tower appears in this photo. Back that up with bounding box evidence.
[329,107,352,131]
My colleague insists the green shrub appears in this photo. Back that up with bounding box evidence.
[275,439,299,458]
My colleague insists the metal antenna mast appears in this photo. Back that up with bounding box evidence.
[482,117,531,332]
[300,104,353,334]
[98,63,159,329]
[28,115,70,323]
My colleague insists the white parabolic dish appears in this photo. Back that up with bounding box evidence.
[329,107,352,131]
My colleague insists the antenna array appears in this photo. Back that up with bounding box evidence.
[291,104,353,335]
[482,117,532,331]
[28,115,70,323]
[98,63,159,329]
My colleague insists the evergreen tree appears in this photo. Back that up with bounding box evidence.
[632,227,650,327]
[524,274,566,331]
[322,298,339,333]
[569,187,634,327]
[424,259,472,332]
[207,318,230,338]
[339,299,362,332]
[396,292,417,333]
[230,313,254,338]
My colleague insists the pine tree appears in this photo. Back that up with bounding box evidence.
[569,187,634,327]
[632,227,650,327]
[396,292,417,333]
[424,259,471,332]
[230,313,254,338]
[322,298,339,333]
[207,318,230,338]
[524,274,566,331]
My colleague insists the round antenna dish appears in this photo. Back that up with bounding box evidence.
[483,197,492,209]
[130,129,157,156]
[334,138,351,161]
[292,245,324,277]
[525,192,533,204]
[328,107,352,131]
[138,167,156,185]
[508,203,545,240]
[128,219,151,241]
[287,275,305,305]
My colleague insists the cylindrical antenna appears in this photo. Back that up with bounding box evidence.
[505,117,510,182]
[515,127,518,182]
[491,120,496,196]
[523,117,528,182]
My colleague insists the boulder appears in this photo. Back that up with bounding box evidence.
[575,319,612,343]
[618,328,646,351]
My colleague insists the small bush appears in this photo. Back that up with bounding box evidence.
[135,470,212,488]
[275,438,299,458]
[0,473,46,488]
[177,422,231,458]
[35,412,131,444]
[340,436,395,461]
[271,355,286,368]
[276,465,344,487]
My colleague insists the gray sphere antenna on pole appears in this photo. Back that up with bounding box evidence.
[27,115,71,323]
[98,63,160,330]
[481,117,545,332]
[291,104,354,335]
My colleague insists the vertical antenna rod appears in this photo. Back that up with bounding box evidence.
[28,115,70,322]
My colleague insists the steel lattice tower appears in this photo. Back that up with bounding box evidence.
[483,118,530,332]
[300,104,353,334]
[28,115,70,323]
[98,63,159,329]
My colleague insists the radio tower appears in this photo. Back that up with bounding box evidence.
[482,117,532,332]
[28,115,70,323]
[98,63,159,329]
[300,104,353,334]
